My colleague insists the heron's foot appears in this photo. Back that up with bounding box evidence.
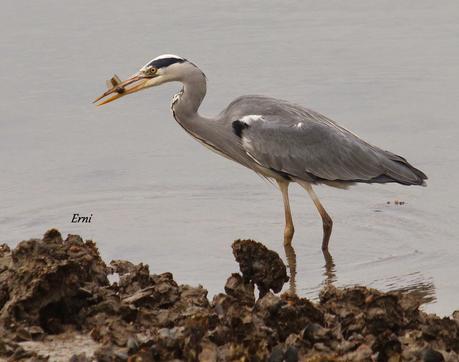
[322,248,334,268]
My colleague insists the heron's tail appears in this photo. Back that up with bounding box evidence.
[381,151,428,186]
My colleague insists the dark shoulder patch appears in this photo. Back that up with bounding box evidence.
[232,120,249,138]
[148,57,186,69]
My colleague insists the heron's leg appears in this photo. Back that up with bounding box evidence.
[277,180,295,246]
[299,182,333,251]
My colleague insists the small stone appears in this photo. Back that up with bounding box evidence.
[65,234,84,244]
[422,348,445,362]
[127,336,139,353]
[69,353,91,362]
[199,342,218,362]
[256,292,283,312]
[0,243,11,254]
[224,273,255,305]
[284,346,299,362]
[302,323,330,343]
[43,228,63,243]
[452,310,459,323]
[268,345,284,362]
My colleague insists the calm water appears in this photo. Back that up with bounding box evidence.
[1,1,458,315]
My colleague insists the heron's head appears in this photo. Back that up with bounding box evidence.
[94,54,199,106]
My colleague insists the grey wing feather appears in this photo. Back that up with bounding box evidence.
[232,100,426,186]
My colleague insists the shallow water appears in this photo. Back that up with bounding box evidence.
[1,1,458,315]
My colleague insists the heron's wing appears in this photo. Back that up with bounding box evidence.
[236,113,426,185]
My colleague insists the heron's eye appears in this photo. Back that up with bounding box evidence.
[145,66,157,76]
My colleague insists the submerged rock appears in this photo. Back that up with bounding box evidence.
[0,230,458,361]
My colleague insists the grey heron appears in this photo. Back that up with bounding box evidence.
[94,54,427,251]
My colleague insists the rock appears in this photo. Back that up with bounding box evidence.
[422,348,445,362]
[452,310,459,324]
[268,345,284,362]
[302,323,331,345]
[198,341,218,361]
[232,239,289,297]
[284,346,299,362]
[371,332,401,361]
[1,230,459,361]
[69,353,92,362]
[0,230,109,336]
[224,273,255,306]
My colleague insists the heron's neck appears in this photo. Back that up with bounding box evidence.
[169,68,241,163]
[170,69,229,155]
[171,70,207,124]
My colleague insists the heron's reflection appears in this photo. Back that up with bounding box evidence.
[284,243,297,295]
[283,242,436,311]
[283,244,337,295]
[321,248,337,286]
[382,274,436,306]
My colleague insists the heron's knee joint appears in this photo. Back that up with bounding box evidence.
[284,225,294,246]
[284,225,295,238]
[323,216,333,227]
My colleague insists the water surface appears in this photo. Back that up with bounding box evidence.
[1,1,458,315]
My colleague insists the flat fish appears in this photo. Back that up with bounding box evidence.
[106,74,122,90]
[106,74,125,94]
[93,74,126,104]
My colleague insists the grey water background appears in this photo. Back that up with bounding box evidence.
[1,1,458,315]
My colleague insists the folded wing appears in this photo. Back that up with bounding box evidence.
[236,113,427,185]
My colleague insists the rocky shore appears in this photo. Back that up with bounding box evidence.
[0,230,458,361]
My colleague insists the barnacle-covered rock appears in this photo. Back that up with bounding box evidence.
[0,230,458,361]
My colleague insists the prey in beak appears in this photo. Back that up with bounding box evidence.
[93,72,152,106]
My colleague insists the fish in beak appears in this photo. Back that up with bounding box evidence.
[93,73,151,106]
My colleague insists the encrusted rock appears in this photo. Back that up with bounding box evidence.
[224,272,255,306]
[0,230,458,361]
[232,239,289,297]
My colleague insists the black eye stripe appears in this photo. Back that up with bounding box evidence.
[148,57,185,69]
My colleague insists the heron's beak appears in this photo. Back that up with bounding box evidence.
[93,73,151,106]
